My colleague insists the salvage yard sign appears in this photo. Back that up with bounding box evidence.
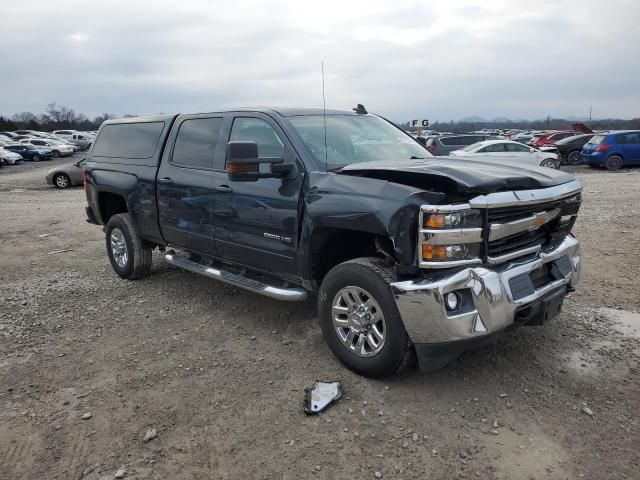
[410,119,430,128]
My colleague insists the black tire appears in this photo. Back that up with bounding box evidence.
[32,154,41,162]
[318,257,414,378]
[605,155,623,171]
[53,173,71,189]
[567,150,581,165]
[540,158,557,169]
[105,213,152,280]
[52,150,60,158]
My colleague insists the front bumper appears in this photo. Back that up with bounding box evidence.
[390,235,580,367]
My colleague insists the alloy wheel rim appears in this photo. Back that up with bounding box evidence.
[56,175,68,188]
[110,228,128,267]
[331,286,386,357]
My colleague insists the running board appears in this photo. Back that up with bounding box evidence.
[164,253,308,302]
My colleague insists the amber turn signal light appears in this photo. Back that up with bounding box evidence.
[424,213,446,229]
[422,244,447,261]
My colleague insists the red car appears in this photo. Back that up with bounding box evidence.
[528,131,577,148]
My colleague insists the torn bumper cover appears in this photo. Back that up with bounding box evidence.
[390,235,581,371]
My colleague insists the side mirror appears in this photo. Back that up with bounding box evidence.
[226,141,295,181]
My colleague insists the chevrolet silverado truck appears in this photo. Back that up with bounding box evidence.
[84,106,582,378]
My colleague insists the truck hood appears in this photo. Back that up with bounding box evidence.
[338,157,575,195]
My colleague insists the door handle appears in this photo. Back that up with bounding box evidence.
[215,185,233,193]
[158,177,174,185]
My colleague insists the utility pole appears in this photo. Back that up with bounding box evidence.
[589,106,592,128]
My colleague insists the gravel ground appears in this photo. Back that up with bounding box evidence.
[0,161,638,480]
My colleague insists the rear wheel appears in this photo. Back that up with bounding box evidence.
[32,154,41,162]
[567,150,581,164]
[105,213,153,280]
[605,155,623,171]
[54,173,71,189]
[52,150,60,158]
[318,257,414,378]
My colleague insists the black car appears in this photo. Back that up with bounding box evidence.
[553,134,595,164]
[4,144,54,162]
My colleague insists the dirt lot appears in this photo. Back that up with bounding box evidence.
[1,159,638,480]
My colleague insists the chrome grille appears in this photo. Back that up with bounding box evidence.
[485,193,581,264]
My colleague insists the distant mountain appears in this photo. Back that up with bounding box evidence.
[459,116,487,122]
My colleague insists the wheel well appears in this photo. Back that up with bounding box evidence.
[98,192,128,224]
[311,228,394,284]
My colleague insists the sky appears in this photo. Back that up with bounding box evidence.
[1,0,639,122]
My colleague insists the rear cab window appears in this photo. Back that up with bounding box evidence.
[92,122,165,159]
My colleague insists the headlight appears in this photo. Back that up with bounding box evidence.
[419,205,483,268]
[422,208,482,229]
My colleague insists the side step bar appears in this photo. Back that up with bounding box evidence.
[164,253,308,302]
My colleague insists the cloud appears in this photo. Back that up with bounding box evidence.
[0,0,638,121]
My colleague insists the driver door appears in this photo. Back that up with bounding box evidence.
[212,113,302,279]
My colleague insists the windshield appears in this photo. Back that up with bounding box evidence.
[587,135,606,145]
[288,115,429,169]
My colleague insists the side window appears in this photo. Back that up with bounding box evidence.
[171,117,223,169]
[505,143,529,152]
[229,117,284,159]
[483,143,506,153]
[616,134,627,144]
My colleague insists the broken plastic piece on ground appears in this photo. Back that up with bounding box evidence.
[304,381,343,415]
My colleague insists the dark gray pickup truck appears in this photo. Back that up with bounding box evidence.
[84,105,582,377]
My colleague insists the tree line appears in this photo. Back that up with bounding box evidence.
[0,103,138,132]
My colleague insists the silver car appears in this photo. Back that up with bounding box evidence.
[45,158,86,189]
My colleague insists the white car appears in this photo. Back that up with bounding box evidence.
[20,138,75,157]
[450,140,560,168]
[0,147,23,165]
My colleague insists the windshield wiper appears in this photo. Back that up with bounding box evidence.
[410,155,425,159]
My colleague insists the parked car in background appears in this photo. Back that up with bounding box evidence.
[65,133,92,150]
[580,130,640,170]
[552,134,594,164]
[20,138,74,157]
[450,140,559,168]
[424,134,499,155]
[528,131,577,149]
[0,147,24,165]
[3,144,53,162]
[46,158,86,188]
[52,129,79,140]
[0,131,20,139]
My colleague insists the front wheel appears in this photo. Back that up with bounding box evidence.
[52,150,60,158]
[32,154,41,162]
[54,173,71,189]
[318,257,414,378]
[540,158,557,169]
[105,213,153,280]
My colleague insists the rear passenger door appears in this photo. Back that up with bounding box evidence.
[157,114,226,257]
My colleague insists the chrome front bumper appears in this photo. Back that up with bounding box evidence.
[390,235,581,344]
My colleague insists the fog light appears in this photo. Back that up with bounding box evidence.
[445,292,459,311]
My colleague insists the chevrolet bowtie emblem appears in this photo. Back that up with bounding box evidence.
[530,208,560,230]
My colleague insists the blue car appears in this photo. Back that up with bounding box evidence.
[580,130,640,170]
[3,144,54,162]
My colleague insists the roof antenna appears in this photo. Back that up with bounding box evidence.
[322,61,328,172]
[353,103,367,114]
